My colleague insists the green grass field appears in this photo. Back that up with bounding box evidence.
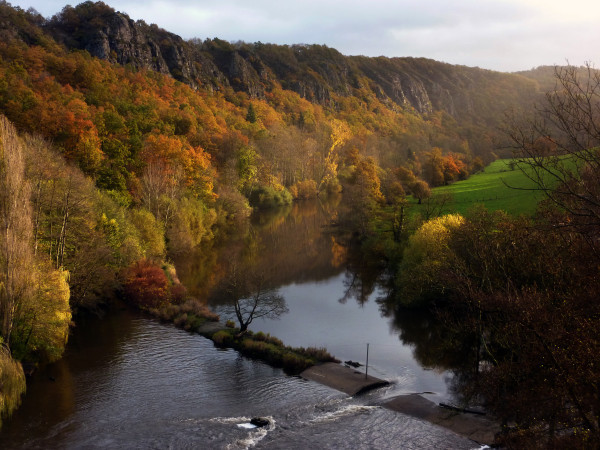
[410,159,544,216]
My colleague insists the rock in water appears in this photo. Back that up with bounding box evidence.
[250,417,270,428]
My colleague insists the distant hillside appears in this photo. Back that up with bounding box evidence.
[29,2,541,122]
[0,0,571,205]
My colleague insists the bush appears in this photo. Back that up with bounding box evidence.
[225,320,235,328]
[0,349,26,428]
[207,328,338,374]
[253,331,266,341]
[301,346,338,363]
[397,214,465,307]
[248,185,292,209]
[212,330,234,347]
[122,259,170,309]
[169,284,187,304]
[290,180,318,200]
[265,334,283,346]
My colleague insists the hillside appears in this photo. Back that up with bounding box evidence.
[0,1,555,200]
[4,2,541,121]
[40,3,542,121]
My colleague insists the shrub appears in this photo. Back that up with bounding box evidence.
[397,214,465,307]
[282,352,311,373]
[248,185,292,209]
[290,180,318,200]
[0,349,26,428]
[152,298,219,323]
[122,259,170,309]
[212,330,234,346]
[265,334,283,346]
[173,313,188,328]
[301,346,339,363]
[253,331,266,341]
[170,284,187,304]
[225,320,235,328]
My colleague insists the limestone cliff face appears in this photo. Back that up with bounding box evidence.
[39,2,536,120]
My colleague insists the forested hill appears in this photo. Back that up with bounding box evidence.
[5,1,540,124]
[1,0,573,207]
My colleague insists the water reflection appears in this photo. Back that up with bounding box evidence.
[177,198,476,397]
[0,199,483,448]
[176,199,344,305]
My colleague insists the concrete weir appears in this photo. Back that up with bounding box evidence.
[300,362,389,396]
[384,394,500,445]
[301,363,499,446]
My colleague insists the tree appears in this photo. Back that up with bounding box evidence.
[410,179,431,204]
[397,214,465,307]
[423,147,445,187]
[122,259,171,310]
[10,262,71,363]
[222,265,288,335]
[245,103,257,123]
[342,156,384,236]
[0,116,33,347]
[507,64,600,239]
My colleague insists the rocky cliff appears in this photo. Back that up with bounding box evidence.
[7,1,540,122]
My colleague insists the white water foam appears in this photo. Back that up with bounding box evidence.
[226,416,276,450]
[209,416,252,424]
[310,405,379,423]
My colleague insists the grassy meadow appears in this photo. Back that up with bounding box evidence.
[410,159,544,217]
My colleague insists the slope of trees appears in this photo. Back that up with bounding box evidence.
[0,1,547,219]
[390,66,600,447]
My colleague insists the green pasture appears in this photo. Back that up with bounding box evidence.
[411,159,545,216]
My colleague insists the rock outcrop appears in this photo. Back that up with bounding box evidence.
[4,1,539,120]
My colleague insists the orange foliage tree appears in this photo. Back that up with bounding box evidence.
[122,259,170,310]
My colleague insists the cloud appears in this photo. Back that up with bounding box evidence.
[7,0,600,71]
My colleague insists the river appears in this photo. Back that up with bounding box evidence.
[0,200,479,449]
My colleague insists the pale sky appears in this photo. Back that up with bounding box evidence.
[8,0,600,72]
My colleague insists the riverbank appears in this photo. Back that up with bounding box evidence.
[198,324,339,374]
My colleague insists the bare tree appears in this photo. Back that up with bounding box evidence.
[506,64,600,234]
[140,160,184,229]
[222,265,288,336]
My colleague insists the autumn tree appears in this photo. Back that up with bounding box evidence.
[410,179,431,204]
[423,147,445,187]
[318,119,350,194]
[342,155,384,236]
[0,116,33,347]
[396,214,465,307]
[122,259,171,310]
[10,262,71,363]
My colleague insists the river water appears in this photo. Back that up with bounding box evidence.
[0,201,479,449]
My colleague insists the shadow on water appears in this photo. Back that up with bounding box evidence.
[0,309,140,446]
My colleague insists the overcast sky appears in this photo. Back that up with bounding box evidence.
[8,0,600,72]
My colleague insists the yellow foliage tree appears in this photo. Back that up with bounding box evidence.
[0,346,25,428]
[11,263,71,363]
[318,119,351,193]
[397,214,465,306]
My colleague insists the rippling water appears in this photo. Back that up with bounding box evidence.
[1,202,482,448]
[0,312,477,449]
